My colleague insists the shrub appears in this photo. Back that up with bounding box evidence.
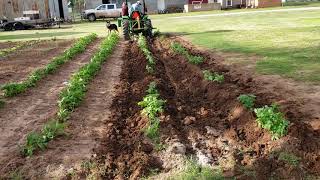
[254,104,289,140]
[238,94,256,110]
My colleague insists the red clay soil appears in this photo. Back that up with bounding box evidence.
[1,36,319,179]
[78,37,319,179]
[0,40,126,179]
[148,36,320,179]
[0,41,19,50]
[0,39,102,177]
[0,39,74,85]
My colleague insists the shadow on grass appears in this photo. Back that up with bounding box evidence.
[0,31,85,40]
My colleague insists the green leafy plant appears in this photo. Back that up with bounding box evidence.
[203,70,224,83]
[22,33,120,156]
[171,42,204,65]
[254,104,289,140]
[1,34,98,97]
[278,152,300,166]
[238,94,256,110]
[138,82,166,140]
[138,34,155,73]
[22,120,65,156]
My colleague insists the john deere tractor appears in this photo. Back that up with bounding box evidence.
[118,0,153,40]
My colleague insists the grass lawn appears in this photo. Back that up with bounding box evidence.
[152,7,320,83]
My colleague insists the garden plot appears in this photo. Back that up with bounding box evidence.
[0,37,103,176]
[0,39,74,85]
[0,35,319,179]
[87,36,318,179]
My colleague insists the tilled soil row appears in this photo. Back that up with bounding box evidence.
[0,39,102,177]
[0,39,74,85]
[148,37,320,179]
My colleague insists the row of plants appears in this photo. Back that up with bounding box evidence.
[0,40,40,58]
[1,34,98,97]
[171,42,204,65]
[138,34,156,74]
[169,40,288,140]
[138,82,166,141]
[238,94,289,140]
[22,33,120,156]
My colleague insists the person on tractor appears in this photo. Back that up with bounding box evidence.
[129,1,143,17]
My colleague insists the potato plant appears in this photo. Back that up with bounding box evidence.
[22,33,119,156]
[254,104,289,140]
[138,82,166,140]
[171,42,204,65]
[1,33,98,97]
[203,70,224,83]
[138,34,155,73]
[238,94,256,110]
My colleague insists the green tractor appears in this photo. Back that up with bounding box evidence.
[117,0,153,40]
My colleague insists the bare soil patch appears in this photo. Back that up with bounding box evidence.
[0,39,74,85]
[0,39,102,177]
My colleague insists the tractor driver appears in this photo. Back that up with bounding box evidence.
[129,1,143,17]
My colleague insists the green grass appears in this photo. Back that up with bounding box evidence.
[152,6,320,83]
[171,159,224,180]
[0,21,111,42]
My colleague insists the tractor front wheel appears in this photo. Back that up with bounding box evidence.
[122,19,130,41]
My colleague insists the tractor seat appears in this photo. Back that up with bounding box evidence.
[131,11,141,20]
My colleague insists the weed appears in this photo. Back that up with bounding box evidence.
[254,104,289,140]
[172,159,224,180]
[138,82,166,140]
[9,169,23,180]
[238,94,256,110]
[138,34,155,73]
[278,152,300,166]
[1,34,98,97]
[203,70,224,83]
[171,42,204,65]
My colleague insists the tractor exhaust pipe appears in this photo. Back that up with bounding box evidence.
[143,0,147,14]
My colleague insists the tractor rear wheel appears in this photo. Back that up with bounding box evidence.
[14,22,25,30]
[145,19,153,38]
[122,19,130,41]
[4,23,13,31]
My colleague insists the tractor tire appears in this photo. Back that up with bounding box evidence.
[145,19,153,38]
[13,22,25,30]
[88,14,96,22]
[4,23,13,31]
[122,19,130,41]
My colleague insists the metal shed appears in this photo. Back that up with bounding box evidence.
[0,0,69,20]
